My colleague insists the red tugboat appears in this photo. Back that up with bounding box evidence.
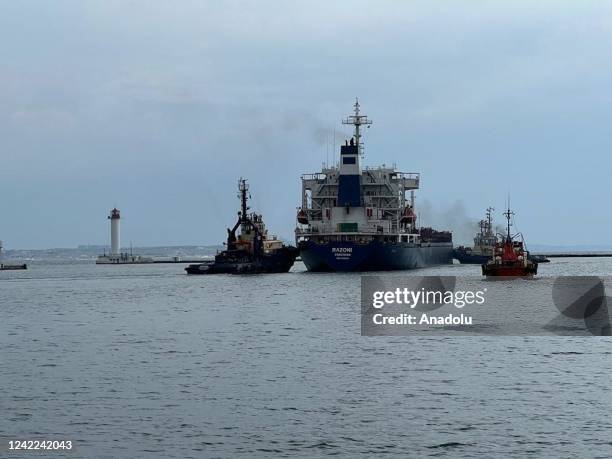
[481,206,537,278]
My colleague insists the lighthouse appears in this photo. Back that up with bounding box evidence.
[96,208,152,265]
[108,208,120,255]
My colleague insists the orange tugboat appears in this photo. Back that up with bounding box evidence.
[481,206,537,278]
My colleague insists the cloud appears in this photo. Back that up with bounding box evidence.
[3,1,612,247]
[10,108,76,131]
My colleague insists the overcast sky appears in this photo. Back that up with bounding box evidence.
[2,1,612,249]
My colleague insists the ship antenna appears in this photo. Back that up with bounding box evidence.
[342,97,372,157]
[503,199,514,241]
[326,132,329,168]
[333,128,336,167]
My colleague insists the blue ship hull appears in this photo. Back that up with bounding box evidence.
[299,240,453,272]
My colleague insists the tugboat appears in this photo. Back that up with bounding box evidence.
[455,207,549,264]
[186,178,298,275]
[295,99,453,272]
[481,206,538,277]
[454,207,498,264]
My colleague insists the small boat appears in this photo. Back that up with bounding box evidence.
[528,254,550,263]
[0,241,27,270]
[482,206,538,278]
[0,263,27,270]
[186,178,298,275]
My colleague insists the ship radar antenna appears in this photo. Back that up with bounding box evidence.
[342,97,372,157]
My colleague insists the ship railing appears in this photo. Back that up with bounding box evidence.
[363,165,399,172]
[394,172,420,180]
[295,227,399,236]
[362,168,420,178]
[301,172,327,181]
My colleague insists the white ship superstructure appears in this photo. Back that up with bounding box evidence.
[295,99,453,271]
[297,166,421,242]
[297,99,421,243]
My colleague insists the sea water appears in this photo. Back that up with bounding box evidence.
[2,259,612,458]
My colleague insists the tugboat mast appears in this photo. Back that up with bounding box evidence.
[503,206,515,241]
[238,178,250,223]
[486,206,494,234]
[342,97,372,155]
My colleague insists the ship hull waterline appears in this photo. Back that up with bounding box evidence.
[299,240,453,272]
[185,249,298,275]
[481,264,538,278]
[454,249,549,265]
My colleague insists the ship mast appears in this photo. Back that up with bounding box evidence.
[486,206,494,235]
[342,98,372,156]
[238,178,250,223]
[231,177,263,256]
[503,205,514,241]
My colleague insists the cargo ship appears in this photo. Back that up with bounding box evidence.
[482,206,538,277]
[295,99,453,272]
[454,207,549,264]
[186,178,298,274]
